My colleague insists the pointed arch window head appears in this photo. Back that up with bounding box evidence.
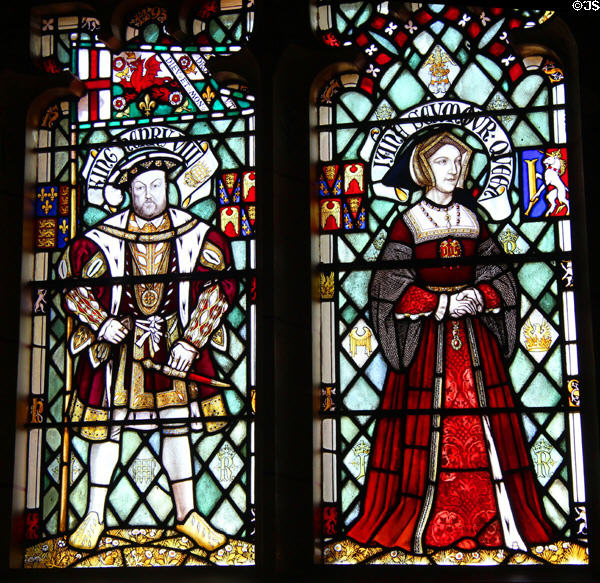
[14,2,257,569]
[312,3,589,567]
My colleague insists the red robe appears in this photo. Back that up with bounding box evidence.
[61,210,236,440]
[347,204,553,553]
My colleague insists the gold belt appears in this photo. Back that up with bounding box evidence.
[426,284,467,292]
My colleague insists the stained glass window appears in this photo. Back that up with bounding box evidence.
[313,3,590,566]
[14,2,256,568]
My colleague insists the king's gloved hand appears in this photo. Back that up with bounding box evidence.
[168,340,198,373]
[97,317,129,344]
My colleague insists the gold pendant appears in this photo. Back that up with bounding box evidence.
[141,288,159,309]
[451,321,462,351]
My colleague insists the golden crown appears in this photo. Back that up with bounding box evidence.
[523,318,552,352]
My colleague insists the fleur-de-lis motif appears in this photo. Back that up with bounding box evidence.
[58,219,69,235]
[202,85,216,104]
[38,187,57,201]
[41,200,53,215]
[139,93,156,117]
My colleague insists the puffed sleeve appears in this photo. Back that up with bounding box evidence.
[60,238,112,331]
[181,228,237,351]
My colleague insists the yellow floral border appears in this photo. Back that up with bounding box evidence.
[321,538,588,566]
[24,528,254,568]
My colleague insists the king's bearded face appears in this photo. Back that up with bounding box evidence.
[131,169,168,220]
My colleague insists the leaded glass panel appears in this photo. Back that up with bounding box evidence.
[313,3,588,566]
[15,2,256,568]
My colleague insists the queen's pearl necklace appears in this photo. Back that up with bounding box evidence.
[420,199,461,228]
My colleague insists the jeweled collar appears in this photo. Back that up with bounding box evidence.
[404,198,479,243]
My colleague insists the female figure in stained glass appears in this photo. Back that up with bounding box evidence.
[347,131,553,553]
[60,149,235,551]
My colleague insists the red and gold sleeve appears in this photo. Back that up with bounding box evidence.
[182,283,229,350]
[183,229,237,350]
[61,238,111,331]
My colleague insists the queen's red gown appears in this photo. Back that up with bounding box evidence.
[347,200,553,553]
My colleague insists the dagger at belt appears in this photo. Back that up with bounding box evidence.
[115,317,229,387]
[140,358,231,388]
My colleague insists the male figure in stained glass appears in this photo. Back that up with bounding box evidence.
[348,131,553,553]
[60,149,236,551]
